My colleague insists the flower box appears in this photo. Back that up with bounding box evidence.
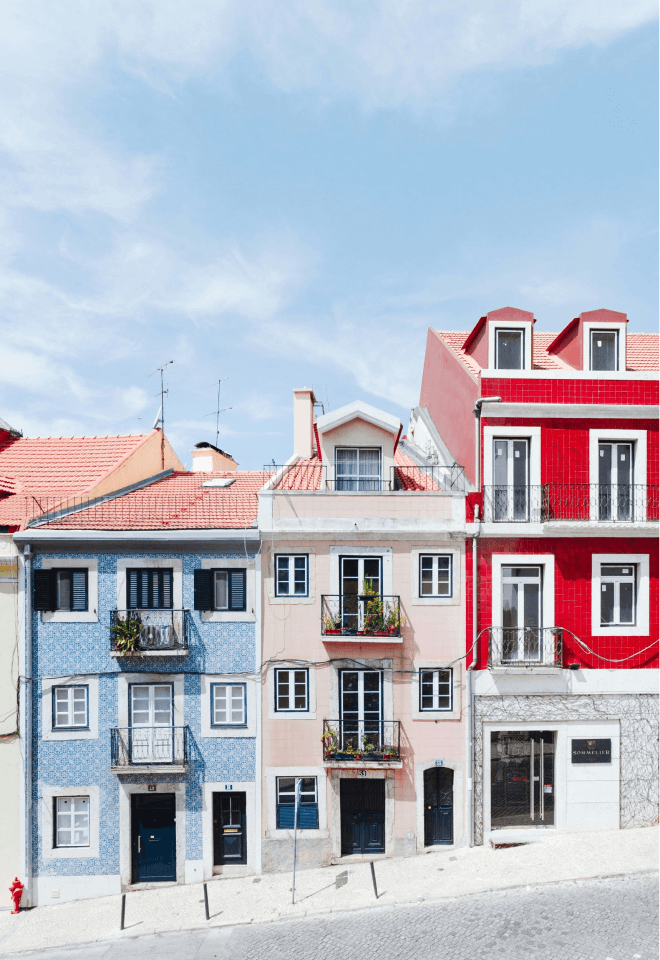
[325,629,341,635]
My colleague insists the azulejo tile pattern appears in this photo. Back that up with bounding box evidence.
[32,549,258,878]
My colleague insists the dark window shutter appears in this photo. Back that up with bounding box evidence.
[194,570,213,611]
[161,570,173,609]
[71,570,88,611]
[298,804,319,829]
[127,569,139,609]
[228,570,246,611]
[276,804,295,829]
[33,570,55,611]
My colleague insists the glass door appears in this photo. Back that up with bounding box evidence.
[490,731,555,829]
[130,684,173,763]
[339,556,382,633]
[493,439,529,520]
[501,566,542,663]
[598,442,633,521]
[340,670,382,753]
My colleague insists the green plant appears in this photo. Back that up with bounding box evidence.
[110,614,144,654]
[364,743,375,753]
[324,613,342,631]
[321,729,339,753]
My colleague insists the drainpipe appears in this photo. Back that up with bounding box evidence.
[22,544,33,903]
[466,507,478,847]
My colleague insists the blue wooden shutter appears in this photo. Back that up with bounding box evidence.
[229,570,246,611]
[276,804,295,829]
[33,570,56,611]
[193,570,212,610]
[161,569,173,609]
[70,570,88,611]
[298,804,319,829]
[127,569,139,609]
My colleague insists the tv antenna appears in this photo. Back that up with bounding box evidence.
[149,360,174,469]
[205,378,232,448]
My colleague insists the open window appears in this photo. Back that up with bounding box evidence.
[276,777,319,829]
[194,568,246,612]
[34,569,88,612]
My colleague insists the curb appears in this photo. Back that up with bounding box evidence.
[0,868,657,958]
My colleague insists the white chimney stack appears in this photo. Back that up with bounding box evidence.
[190,443,238,472]
[293,388,316,460]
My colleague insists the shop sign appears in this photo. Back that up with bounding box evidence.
[571,739,611,764]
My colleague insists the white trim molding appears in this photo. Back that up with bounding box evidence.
[588,428,647,522]
[582,320,626,373]
[265,766,329,839]
[329,545,393,595]
[591,553,650,638]
[202,781,258,877]
[39,784,99,860]
[40,558,98,623]
[410,546,461,606]
[200,556,256,622]
[200,675,257,738]
[266,662,317,720]
[411,661,462,721]
[491,554,555,632]
[265,545,316,606]
[117,672,185,729]
[116,557,183,611]
[488,318,534,371]
[118,781,186,888]
[41,675,99,742]
[481,403,658,419]
[483,426,541,523]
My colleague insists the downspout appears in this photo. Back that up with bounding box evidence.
[467,507,478,847]
[22,543,33,903]
[254,547,263,875]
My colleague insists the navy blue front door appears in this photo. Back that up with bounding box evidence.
[131,794,176,883]
[340,778,385,855]
[424,767,453,845]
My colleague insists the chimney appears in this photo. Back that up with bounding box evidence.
[190,442,238,472]
[293,388,316,459]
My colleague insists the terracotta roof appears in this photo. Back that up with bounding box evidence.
[32,471,267,530]
[266,451,454,492]
[434,329,658,374]
[0,433,154,527]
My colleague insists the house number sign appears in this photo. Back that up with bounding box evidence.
[571,739,611,764]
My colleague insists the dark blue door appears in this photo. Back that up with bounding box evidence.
[340,778,385,855]
[424,767,453,845]
[131,794,176,883]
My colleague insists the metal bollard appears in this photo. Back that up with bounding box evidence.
[203,882,210,921]
[120,893,126,930]
[370,861,378,899]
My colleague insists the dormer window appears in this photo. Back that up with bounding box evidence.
[335,448,382,491]
[495,329,524,370]
[590,330,618,371]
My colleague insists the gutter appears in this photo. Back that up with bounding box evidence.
[14,528,260,544]
[466,506,479,848]
[22,544,33,903]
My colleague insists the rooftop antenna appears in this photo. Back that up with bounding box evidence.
[149,360,174,469]
[205,378,232,448]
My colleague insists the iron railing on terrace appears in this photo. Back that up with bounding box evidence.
[482,485,543,522]
[541,484,659,523]
[322,595,402,638]
[488,627,563,669]
[322,719,401,762]
[110,609,189,654]
[264,462,466,492]
[110,726,188,768]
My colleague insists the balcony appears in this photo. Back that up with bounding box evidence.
[264,463,466,492]
[110,726,188,773]
[110,610,189,656]
[488,627,563,670]
[482,485,543,523]
[321,595,403,641]
[541,484,658,523]
[322,719,402,766]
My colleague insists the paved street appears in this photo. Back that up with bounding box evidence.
[2,875,657,960]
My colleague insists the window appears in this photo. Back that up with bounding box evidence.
[590,330,618,371]
[127,568,173,609]
[52,686,88,729]
[495,329,524,370]
[335,448,382,491]
[492,438,530,521]
[501,565,543,663]
[419,669,452,711]
[193,568,246,611]
[600,564,636,626]
[33,569,88,612]
[598,442,633,521]
[54,797,89,848]
[275,669,308,712]
[211,683,246,726]
[276,776,319,829]
[419,555,452,597]
[275,555,308,597]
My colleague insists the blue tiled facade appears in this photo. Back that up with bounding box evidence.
[30,545,259,889]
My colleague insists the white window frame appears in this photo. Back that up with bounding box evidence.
[591,554,650,637]
[40,558,98,623]
[41,675,99,742]
[199,557,255,622]
[599,564,636,627]
[418,555,453,598]
[334,447,383,491]
[54,796,90,848]
[483,427,541,523]
[267,663,316,720]
[275,554,309,597]
[411,546,461,606]
[329,546,393,595]
[200,675,256,738]
[265,766,328,838]
[488,319,533,371]
[418,668,453,712]
[588,429,647,522]
[491,555,555,658]
[40,785,99,860]
[582,320,626,373]
[274,668,309,713]
[52,685,89,730]
[211,682,246,727]
[411,661,462,721]
[116,558,182,612]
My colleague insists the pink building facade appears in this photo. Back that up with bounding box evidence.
[259,394,469,871]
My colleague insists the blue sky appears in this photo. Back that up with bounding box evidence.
[0,1,657,469]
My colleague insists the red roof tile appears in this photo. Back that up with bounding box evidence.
[33,471,267,530]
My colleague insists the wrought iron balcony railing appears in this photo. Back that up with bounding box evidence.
[110,609,189,654]
[321,595,402,638]
[488,627,563,669]
[482,485,543,522]
[541,484,658,523]
[322,719,401,762]
[110,726,188,768]
[263,463,466,492]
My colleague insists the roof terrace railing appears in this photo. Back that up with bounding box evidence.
[263,462,466,492]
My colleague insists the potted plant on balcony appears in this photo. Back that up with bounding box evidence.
[386,607,406,635]
[324,614,342,635]
[110,613,143,655]
[321,730,339,759]
[362,579,387,635]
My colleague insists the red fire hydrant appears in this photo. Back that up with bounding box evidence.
[9,878,24,914]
